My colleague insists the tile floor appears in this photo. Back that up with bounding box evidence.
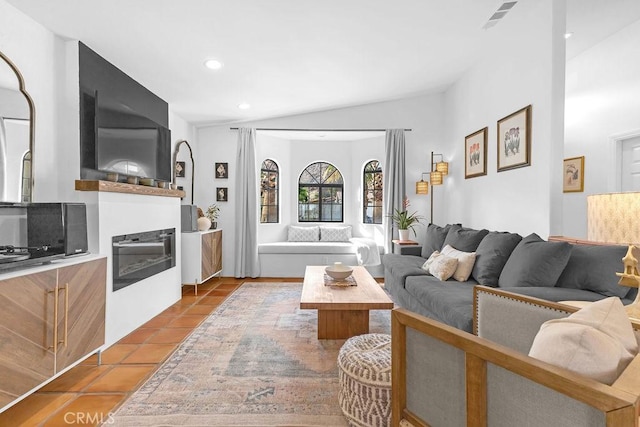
[0,277,269,427]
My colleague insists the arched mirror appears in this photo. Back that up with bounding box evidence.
[0,50,34,203]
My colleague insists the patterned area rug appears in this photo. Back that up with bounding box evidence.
[111,282,391,426]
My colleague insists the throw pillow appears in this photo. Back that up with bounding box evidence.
[441,245,476,282]
[428,254,458,281]
[421,250,442,274]
[471,231,522,287]
[319,226,352,242]
[555,244,630,298]
[528,297,638,385]
[287,225,319,242]
[442,225,489,252]
[421,224,453,259]
[498,233,572,288]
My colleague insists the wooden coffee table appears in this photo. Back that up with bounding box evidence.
[300,265,394,339]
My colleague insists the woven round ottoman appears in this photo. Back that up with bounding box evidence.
[338,333,392,427]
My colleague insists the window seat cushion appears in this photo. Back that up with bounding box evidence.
[258,241,356,254]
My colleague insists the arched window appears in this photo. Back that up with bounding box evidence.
[298,161,343,222]
[363,160,383,224]
[260,159,279,223]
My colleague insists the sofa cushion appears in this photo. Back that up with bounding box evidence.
[528,297,638,385]
[319,225,352,242]
[441,245,476,282]
[428,254,458,281]
[498,233,572,288]
[421,223,453,258]
[383,254,429,289]
[287,225,319,242]
[404,276,478,331]
[443,225,489,252]
[555,244,630,298]
[500,287,609,303]
[471,231,522,287]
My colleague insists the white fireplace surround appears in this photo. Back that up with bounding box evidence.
[79,191,181,347]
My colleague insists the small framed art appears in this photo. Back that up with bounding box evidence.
[215,162,228,179]
[216,187,228,202]
[465,127,488,179]
[563,156,584,193]
[497,105,532,172]
[175,161,185,178]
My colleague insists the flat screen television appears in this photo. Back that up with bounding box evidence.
[95,93,171,181]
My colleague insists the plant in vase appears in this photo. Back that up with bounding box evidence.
[389,196,423,241]
[205,204,220,229]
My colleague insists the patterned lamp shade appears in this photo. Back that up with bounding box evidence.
[430,171,443,186]
[415,179,429,195]
[436,161,449,176]
[587,192,640,244]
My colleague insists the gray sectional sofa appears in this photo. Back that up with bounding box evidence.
[382,223,635,332]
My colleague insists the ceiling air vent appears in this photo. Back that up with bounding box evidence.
[483,1,518,30]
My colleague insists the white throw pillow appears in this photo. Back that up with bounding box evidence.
[287,225,319,242]
[421,250,441,273]
[528,297,638,385]
[320,226,352,242]
[428,254,458,281]
[441,244,476,282]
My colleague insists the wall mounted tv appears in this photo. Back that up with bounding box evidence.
[94,93,171,182]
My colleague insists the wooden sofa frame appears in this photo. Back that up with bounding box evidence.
[391,286,640,427]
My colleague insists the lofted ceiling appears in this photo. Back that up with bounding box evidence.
[5,0,640,126]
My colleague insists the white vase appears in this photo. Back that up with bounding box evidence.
[197,217,212,231]
[398,229,410,241]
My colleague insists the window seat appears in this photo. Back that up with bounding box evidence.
[258,239,383,278]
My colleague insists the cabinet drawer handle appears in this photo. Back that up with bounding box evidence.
[59,284,69,347]
[47,285,59,353]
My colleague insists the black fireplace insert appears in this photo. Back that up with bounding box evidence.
[112,228,175,291]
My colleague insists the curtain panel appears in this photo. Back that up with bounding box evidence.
[383,129,406,254]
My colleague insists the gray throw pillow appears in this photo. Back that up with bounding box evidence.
[498,233,572,288]
[421,224,453,258]
[472,231,522,287]
[556,244,630,298]
[442,225,489,252]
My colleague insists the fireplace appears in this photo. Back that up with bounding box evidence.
[112,228,176,291]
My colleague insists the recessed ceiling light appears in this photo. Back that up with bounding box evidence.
[238,103,251,110]
[564,32,574,39]
[204,59,223,70]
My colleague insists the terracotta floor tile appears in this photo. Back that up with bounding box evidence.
[169,314,207,328]
[0,392,76,426]
[183,304,218,316]
[177,295,199,305]
[216,283,241,290]
[146,327,192,343]
[41,365,110,392]
[99,343,141,364]
[196,295,226,305]
[141,315,174,328]
[117,328,160,344]
[161,303,191,315]
[43,394,126,427]
[121,343,178,364]
[84,365,156,393]
[81,354,99,365]
[207,289,232,296]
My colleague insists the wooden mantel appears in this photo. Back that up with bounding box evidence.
[75,180,186,198]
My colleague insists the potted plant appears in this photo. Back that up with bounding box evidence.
[389,197,423,240]
[205,204,220,229]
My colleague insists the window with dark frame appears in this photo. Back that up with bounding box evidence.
[363,160,383,224]
[298,162,344,222]
[260,159,279,223]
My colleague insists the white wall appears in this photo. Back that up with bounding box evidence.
[196,93,445,276]
[563,19,640,238]
[443,0,566,238]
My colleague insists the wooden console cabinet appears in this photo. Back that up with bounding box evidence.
[182,229,222,294]
[0,257,106,410]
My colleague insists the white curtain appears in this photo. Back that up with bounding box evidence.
[383,129,406,254]
[234,128,260,278]
[0,118,7,200]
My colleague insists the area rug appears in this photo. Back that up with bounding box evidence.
[111,282,391,426]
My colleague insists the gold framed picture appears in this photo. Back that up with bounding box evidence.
[497,105,532,172]
[465,127,488,179]
[563,156,584,193]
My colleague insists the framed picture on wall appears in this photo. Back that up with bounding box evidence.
[215,162,228,179]
[216,187,228,202]
[497,105,532,172]
[175,161,185,178]
[563,156,585,193]
[465,127,488,179]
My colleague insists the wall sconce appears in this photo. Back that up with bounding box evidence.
[416,173,429,195]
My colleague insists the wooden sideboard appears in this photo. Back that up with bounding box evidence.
[0,256,106,411]
[181,229,222,294]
